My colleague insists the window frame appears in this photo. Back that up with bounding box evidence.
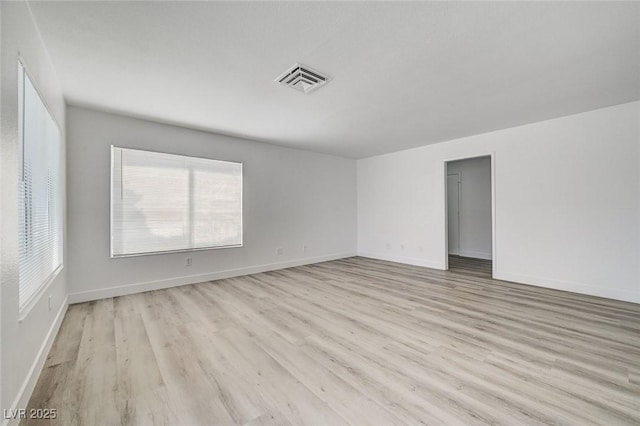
[109,146,244,258]
[17,59,64,317]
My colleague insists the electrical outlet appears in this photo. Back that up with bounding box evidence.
[186,257,192,267]
[276,248,284,256]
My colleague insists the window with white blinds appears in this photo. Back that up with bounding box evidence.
[111,147,243,257]
[18,62,63,310]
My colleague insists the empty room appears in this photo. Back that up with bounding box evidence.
[1,1,639,425]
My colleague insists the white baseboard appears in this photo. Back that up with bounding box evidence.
[494,271,639,304]
[357,253,638,304]
[457,250,492,260]
[68,252,356,304]
[357,251,445,270]
[3,297,68,426]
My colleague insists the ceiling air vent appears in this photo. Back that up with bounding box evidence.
[275,63,330,94]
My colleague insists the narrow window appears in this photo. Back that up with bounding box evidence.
[18,62,63,310]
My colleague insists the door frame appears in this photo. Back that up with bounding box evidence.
[443,152,496,277]
[446,171,461,256]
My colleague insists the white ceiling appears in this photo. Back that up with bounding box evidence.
[29,1,640,158]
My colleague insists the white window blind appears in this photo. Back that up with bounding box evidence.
[18,62,63,310]
[111,147,243,257]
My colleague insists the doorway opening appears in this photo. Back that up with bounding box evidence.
[445,155,495,278]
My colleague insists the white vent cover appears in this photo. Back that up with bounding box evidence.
[275,63,330,94]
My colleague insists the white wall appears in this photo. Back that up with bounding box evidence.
[447,156,492,260]
[1,2,68,422]
[358,101,640,303]
[66,106,357,302]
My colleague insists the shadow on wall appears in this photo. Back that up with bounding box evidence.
[112,183,242,257]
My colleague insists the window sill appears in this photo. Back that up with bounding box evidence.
[111,243,243,258]
[18,264,63,323]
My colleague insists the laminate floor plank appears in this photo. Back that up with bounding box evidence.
[72,299,120,426]
[135,290,237,425]
[44,303,90,368]
[25,256,640,425]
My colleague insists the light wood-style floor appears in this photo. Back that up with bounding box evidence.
[26,257,640,425]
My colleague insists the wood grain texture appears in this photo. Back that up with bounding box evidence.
[25,256,640,425]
